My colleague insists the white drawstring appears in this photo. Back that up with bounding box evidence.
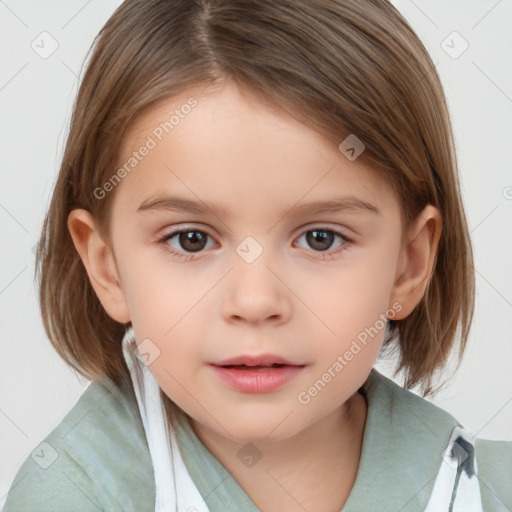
[424,425,483,511]
[122,326,209,512]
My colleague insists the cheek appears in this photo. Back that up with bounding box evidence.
[116,249,184,328]
[306,254,397,333]
[347,236,400,308]
[295,245,398,368]
[133,314,206,413]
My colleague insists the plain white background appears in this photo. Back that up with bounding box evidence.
[1,0,511,507]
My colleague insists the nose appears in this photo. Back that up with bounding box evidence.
[221,252,292,326]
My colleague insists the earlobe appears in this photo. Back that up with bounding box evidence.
[388,205,442,320]
[67,209,131,324]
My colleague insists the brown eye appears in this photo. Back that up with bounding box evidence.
[159,229,214,255]
[295,228,351,255]
[305,230,335,251]
[177,231,208,252]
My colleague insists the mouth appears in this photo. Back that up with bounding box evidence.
[220,363,288,370]
[209,355,305,393]
[211,354,302,367]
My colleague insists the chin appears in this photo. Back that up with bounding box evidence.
[217,412,307,444]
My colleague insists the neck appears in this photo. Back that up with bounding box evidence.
[185,391,368,512]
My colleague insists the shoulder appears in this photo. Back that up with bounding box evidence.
[360,369,512,510]
[475,438,512,510]
[363,368,461,435]
[3,377,155,512]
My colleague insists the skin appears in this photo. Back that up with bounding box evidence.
[68,80,441,511]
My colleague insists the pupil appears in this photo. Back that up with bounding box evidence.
[307,230,333,251]
[180,231,207,252]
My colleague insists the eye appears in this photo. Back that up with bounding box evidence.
[157,228,215,259]
[295,228,351,254]
[156,226,353,261]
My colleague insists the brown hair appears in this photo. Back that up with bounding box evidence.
[35,0,474,396]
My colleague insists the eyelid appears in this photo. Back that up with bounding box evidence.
[156,226,217,260]
[157,224,354,259]
[156,223,216,240]
[293,227,352,251]
[157,222,353,242]
[293,222,355,240]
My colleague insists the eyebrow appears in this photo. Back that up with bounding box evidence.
[136,194,380,217]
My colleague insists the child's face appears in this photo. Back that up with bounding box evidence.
[104,81,407,441]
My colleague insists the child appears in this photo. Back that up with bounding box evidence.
[4,0,511,510]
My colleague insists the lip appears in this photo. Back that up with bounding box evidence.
[210,354,300,366]
[210,354,305,393]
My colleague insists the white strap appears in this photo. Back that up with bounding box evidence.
[424,425,483,511]
[122,326,209,512]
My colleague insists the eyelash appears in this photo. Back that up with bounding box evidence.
[156,226,353,261]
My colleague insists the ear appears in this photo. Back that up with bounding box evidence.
[67,209,131,324]
[388,205,442,319]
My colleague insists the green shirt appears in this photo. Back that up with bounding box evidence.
[4,369,511,511]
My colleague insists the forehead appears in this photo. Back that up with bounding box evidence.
[112,82,398,218]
